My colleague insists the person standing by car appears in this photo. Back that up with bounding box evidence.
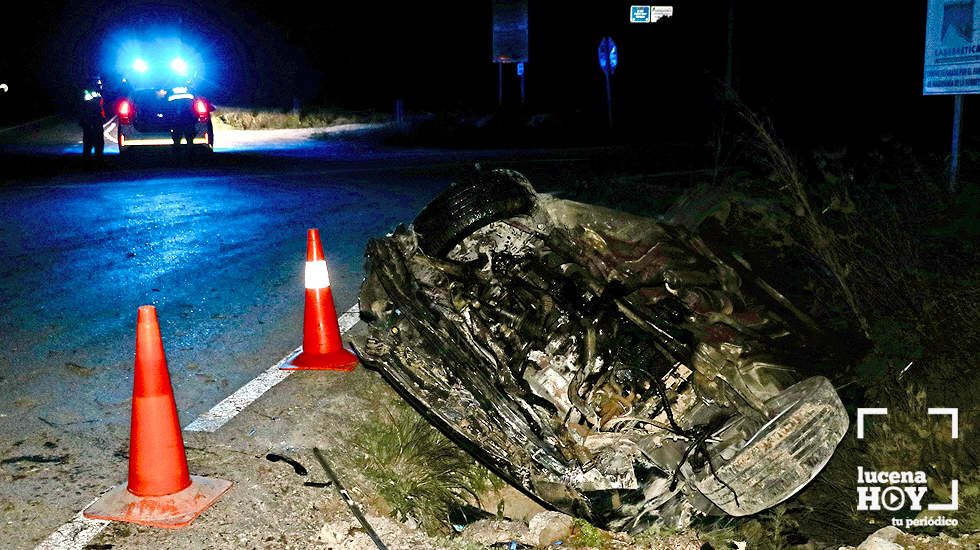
[171,92,198,160]
[78,76,105,165]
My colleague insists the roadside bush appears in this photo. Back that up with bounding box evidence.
[213,106,387,130]
[350,403,498,534]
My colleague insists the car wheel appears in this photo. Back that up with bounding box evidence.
[413,168,535,257]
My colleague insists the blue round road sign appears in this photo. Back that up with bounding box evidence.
[598,37,618,74]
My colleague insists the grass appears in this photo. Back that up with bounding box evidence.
[632,522,740,549]
[569,518,612,548]
[212,106,387,130]
[349,402,499,534]
[733,506,799,550]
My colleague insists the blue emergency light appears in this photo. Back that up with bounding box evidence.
[170,57,188,75]
[109,29,212,86]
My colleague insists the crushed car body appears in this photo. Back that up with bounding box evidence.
[352,169,850,532]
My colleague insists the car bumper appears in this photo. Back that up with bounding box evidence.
[117,123,211,148]
[120,136,210,146]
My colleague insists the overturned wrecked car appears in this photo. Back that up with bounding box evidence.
[352,169,852,532]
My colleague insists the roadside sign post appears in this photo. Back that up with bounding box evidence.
[598,36,618,129]
[923,0,980,192]
[394,98,404,124]
[498,63,504,107]
[605,71,612,129]
[725,0,735,95]
[517,62,526,105]
[951,94,963,192]
[492,0,529,108]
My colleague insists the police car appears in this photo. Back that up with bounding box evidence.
[114,55,214,157]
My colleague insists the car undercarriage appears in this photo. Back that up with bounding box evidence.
[352,169,852,532]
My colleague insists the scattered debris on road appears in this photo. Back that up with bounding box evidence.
[0,454,68,466]
[266,452,309,476]
[314,447,389,550]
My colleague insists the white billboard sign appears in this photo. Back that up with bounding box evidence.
[924,0,980,94]
[650,6,673,22]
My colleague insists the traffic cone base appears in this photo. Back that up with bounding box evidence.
[282,346,358,371]
[83,474,232,529]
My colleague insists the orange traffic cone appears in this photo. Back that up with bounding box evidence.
[282,228,358,371]
[83,305,231,528]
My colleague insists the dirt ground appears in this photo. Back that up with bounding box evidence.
[66,322,524,549]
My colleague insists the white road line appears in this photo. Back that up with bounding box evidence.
[182,347,299,433]
[35,303,360,549]
[185,302,360,433]
[33,497,110,550]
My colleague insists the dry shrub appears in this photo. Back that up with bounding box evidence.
[350,403,497,534]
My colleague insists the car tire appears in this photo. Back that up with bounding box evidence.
[413,168,535,257]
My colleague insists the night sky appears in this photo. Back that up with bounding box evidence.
[0,1,964,149]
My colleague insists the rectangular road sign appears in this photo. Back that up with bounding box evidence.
[493,0,529,63]
[924,0,980,94]
[651,6,674,22]
[630,6,651,23]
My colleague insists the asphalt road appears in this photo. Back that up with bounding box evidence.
[0,126,628,547]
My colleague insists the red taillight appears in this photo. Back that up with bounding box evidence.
[194,98,209,122]
[117,99,132,124]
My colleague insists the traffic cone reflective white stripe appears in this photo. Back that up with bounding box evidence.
[83,306,232,528]
[283,228,358,371]
[306,258,330,289]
